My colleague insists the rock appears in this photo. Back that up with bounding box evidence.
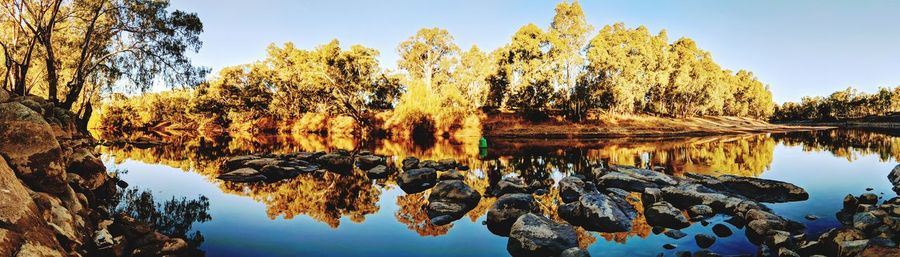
[858,193,878,205]
[419,160,440,170]
[596,167,676,192]
[398,168,437,193]
[865,188,873,191]
[843,194,859,210]
[427,180,481,224]
[691,174,809,203]
[94,228,115,250]
[558,192,637,232]
[0,88,8,102]
[316,154,353,174]
[223,155,257,170]
[817,228,865,254]
[437,159,457,170]
[438,170,464,181]
[560,176,588,203]
[487,193,540,236]
[804,214,819,220]
[688,205,714,220]
[0,156,67,257]
[664,229,687,239]
[860,245,900,257]
[401,157,419,171]
[498,177,529,195]
[259,165,297,180]
[712,224,733,237]
[217,168,266,182]
[663,243,676,250]
[852,211,882,232]
[534,188,549,195]
[355,155,383,170]
[660,183,765,216]
[66,147,107,190]
[837,240,869,257]
[889,164,900,193]
[365,165,393,179]
[507,213,579,257]
[777,248,800,257]
[0,102,68,194]
[675,251,691,257]
[645,201,690,229]
[560,247,590,257]
[458,164,470,171]
[642,188,663,206]
[652,226,665,234]
[695,234,716,248]
[243,158,280,170]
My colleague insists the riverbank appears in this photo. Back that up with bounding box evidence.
[0,89,199,257]
[483,113,826,139]
[775,115,900,131]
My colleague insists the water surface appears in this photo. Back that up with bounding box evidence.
[99,129,900,257]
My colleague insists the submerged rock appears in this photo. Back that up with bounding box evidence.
[664,229,687,239]
[507,213,578,257]
[695,234,716,248]
[712,224,733,237]
[487,193,541,236]
[427,180,481,225]
[398,168,437,194]
[558,192,637,232]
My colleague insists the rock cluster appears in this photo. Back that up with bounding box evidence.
[0,90,197,257]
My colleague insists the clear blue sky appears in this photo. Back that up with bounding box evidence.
[169,0,900,103]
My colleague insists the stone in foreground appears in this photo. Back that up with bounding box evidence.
[507,213,579,257]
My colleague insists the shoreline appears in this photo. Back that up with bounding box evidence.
[484,114,830,139]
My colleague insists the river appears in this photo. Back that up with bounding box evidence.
[96,129,900,257]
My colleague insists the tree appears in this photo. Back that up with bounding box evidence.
[451,45,492,108]
[0,0,206,127]
[495,24,553,113]
[397,27,459,91]
[548,1,591,116]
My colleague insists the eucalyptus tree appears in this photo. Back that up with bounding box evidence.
[397,27,459,91]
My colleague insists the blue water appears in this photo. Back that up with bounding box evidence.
[100,129,900,257]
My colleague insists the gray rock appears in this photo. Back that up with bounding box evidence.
[560,176,588,203]
[645,201,690,229]
[355,155,383,170]
[488,193,540,236]
[438,169,464,181]
[401,157,419,171]
[365,165,393,179]
[596,167,676,192]
[398,168,437,193]
[498,176,529,195]
[316,154,353,174]
[664,229,687,239]
[688,205,714,220]
[507,213,578,257]
[217,168,266,182]
[558,192,637,232]
[560,247,590,257]
[427,180,481,224]
[689,174,809,203]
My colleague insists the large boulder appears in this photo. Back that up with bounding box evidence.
[426,180,481,225]
[365,165,393,179]
[487,193,540,236]
[0,102,68,194]
[596,166,677,192]
[507,213,579,257]
[401,157,419,171]
[558,192,637,232]
[66,148,107,190]
[660,183,765,216]
[644,201,690,229]
[0,156,67,257]
[398,168,437,194]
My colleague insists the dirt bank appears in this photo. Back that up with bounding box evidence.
[483,113,826,139]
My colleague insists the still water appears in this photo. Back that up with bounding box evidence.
[98,129,900,257]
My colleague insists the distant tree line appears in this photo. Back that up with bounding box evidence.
[97,1,776,137]
[772,86,900,121]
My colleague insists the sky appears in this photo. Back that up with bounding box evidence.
[168,0,900,103]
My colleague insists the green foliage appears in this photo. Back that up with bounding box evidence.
[773,86,900,121]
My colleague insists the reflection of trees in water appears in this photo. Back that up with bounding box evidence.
[395,192,452,236]
[97,129,899,247]
[111,187,211,246]
[773,129,900,162]
[221,171,381,228]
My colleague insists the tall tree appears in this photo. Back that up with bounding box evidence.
[548,0,591,116]
[397,27,458,91]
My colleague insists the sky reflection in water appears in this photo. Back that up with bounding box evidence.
[99,129,900,257]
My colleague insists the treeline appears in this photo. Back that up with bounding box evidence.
[97,1,775,137]
[1,0,205,129]
[772,86,900,121]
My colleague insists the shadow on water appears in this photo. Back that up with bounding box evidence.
[108,182,212,247]
[96,128,900,256]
